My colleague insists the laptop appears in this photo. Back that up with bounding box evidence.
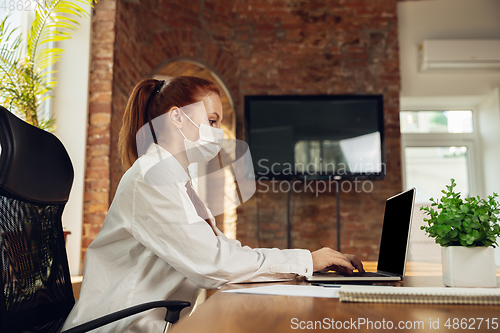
[306,187,416,282]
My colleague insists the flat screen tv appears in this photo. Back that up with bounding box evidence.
[244,95,385,180]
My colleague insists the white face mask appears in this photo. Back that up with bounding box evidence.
[178,109,224,163]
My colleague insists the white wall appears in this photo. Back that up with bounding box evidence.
[52,13,92,276]
[477,88,500,266]
[398,0,500,265]
[398,0,500,98]
[478,88,500,197]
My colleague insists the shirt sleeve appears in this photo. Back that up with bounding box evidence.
[131,176,314,289]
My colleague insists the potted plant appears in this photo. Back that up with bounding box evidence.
[421,179,500,287]
[0,0,95,131]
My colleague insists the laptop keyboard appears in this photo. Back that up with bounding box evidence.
[335,271,387,277]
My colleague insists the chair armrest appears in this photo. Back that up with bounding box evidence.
[61,300,191,333]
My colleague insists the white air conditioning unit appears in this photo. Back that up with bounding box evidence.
[418,40,500,71]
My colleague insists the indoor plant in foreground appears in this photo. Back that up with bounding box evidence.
[421,179,500,287]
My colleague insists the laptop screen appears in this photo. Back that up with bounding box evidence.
[376,188,415,276]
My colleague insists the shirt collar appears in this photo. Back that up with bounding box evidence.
[138,143,190,185]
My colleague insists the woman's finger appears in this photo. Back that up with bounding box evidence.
[347,254,365,273]
[329,256,355,271]
[325,249,356,269]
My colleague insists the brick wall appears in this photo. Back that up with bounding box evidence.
[231,0,402,259]
[82,0,117,265]
[84,0,401,262]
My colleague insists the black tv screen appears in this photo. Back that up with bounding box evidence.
[245,95,385,180]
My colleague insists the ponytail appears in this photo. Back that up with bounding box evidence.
[118,79,158,170]
[118,76,220,170]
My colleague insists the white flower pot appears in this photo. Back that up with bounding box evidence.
[441,246,497,287]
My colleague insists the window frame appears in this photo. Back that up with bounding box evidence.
[401,109,483,198]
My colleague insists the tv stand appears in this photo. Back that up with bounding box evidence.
[285,178,341,253]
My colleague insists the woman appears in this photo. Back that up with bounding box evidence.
[63,76,364,332]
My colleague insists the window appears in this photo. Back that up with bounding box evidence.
[0,6,52,126]
[401,110,480,263]
[400,110,473,134]
[293,133,383,174]
[294,140,344,173]
[405,146,470,202]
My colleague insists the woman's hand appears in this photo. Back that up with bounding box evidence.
[311,247,365,274]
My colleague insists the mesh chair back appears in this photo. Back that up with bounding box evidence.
[0,106,75,332]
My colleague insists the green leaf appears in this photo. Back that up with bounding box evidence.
[479,215,489,222]
[472,229,480,239]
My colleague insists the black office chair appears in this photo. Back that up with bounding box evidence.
[0,106,190,333]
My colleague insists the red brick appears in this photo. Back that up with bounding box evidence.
[88,202,108,214]
[88,156,109,168]
[84,190,109,202]
[87,145,109,157]
[89,103,111,115]
[94,9,116,22]
[86,168,109,179]
[89,178,110,191]
[88,135,110,146]
[88,124,110,136]
[90,92,112,103]
[93,21,115,32]
[90,113,111,125]
[81,237,94,249]
[96,0,116,11]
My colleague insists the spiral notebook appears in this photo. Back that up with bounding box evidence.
[338,286,500,305]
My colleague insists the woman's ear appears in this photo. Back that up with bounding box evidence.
[169,107,182,129]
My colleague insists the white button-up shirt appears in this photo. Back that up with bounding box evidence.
[63,143,313,332]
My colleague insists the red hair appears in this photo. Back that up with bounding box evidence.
[118,76,220,170]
